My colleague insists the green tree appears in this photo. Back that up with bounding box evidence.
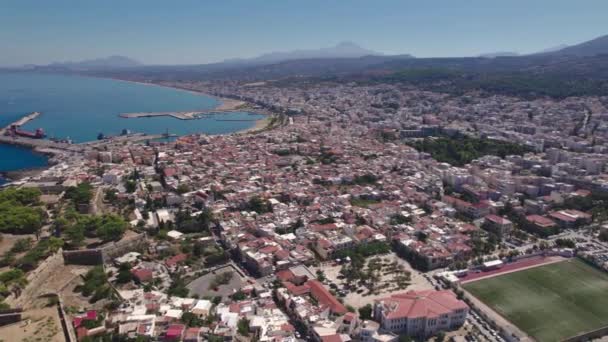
[65,183,93,205]
[65,224,85,246]
[168,276,189,297]
[104,189,118,202]
[53,217,70,236]
[76,266,112,303]
[125,180,137,193]
[116,263,133,284]
[237,318,250,336]
[11,238,33,253]
[177,184,190,194]
[0,204,45,234]
[96,214,127,241]
[416,231,428,243]
[358,304,373,320]
[231,290,247,301]
[399,335,413,342]
[0,187,41,206]
[390,213,411,225]
[248,196,272,214]
[47,237,64,253]
[181,312,204,327]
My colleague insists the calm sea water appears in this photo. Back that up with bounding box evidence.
[0,144,49,185]
[0,72,264,180]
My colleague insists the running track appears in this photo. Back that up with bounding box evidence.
[459,255,565,284]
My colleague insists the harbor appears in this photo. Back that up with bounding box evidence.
[119,108,252,120]
[0,112,171,154]
[11,111,41,127]
[119,97,253,120]
[0,73,271,185]
[120,111,210,120]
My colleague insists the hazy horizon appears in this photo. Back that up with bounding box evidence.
[2,0,607,66]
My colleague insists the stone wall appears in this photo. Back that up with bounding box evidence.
[0,308,23,326]
[62,249,103,265]
[62,233,147,265]
[6,249,65,307]
[100,233,147,263]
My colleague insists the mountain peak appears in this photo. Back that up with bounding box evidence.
[541,34,608,56]
[478,51,520,58]
[47,55,142,70]
[223,42,384,65]
[335,41,360,48]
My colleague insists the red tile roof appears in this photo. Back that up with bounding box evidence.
[85,310,97,321]
[306,279,347,315]
[283,281,311,296]
[165,253,188,267]
[526,215,556,228]
[275,249,290,260]
[163,168,177,178]
[166,324,185,340]
[76,326,88,340]
[309,223,338,232]
[73,317,83,328]
[321,334,347,342]
[259,245,280,254]
[276,269,296,282]
[376,290,468,320]
[132,268,153,282]
[484,214,512,225]
[281,323,295,332]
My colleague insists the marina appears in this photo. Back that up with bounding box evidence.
[120,110,211,120]
[119,107,253,120]
[119,97,255,120]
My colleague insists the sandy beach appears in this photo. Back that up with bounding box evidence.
[113,78,274,134]
[110,78,247,112]
[214,97,246,111]
[237,116,273,134]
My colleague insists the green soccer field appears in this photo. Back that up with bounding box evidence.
[463,259,608,342]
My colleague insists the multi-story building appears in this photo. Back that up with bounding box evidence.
[483,214,513,237]
[373,290,468,338]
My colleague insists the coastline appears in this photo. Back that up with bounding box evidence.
[1,166,48,183]
[0,145,56,183]
[236,116,271,134]
[108,77,246,111]
[0,74,277,185]
[109,77,274,132]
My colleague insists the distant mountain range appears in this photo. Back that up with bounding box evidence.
[222,41,391,65]
[24,55,142,71]
[478,51,520,58]
[8,34,608,84]
[535,44,569,54]
[478,35,608,59]
[545,35,608,56]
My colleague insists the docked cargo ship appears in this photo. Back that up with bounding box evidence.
[6,125,46,139]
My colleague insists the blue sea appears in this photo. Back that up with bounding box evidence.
[0,72,264,182]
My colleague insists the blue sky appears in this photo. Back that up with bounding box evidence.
[1,0,607,65]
